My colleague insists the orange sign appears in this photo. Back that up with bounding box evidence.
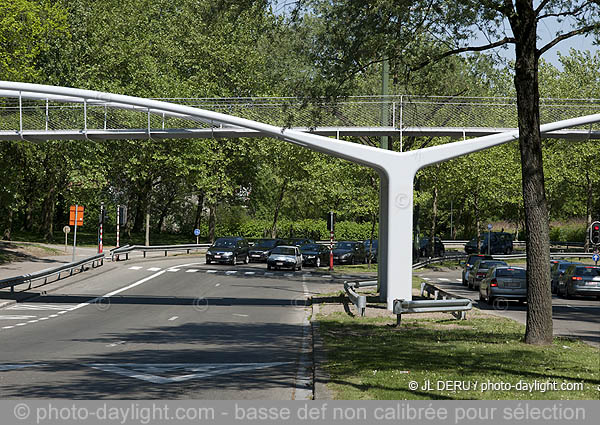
[69,205,84,226]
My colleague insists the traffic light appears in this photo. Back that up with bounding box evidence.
[98,205,106,225]
[118,205,127,226]
[327,212,335,232]
[591,221,600,246]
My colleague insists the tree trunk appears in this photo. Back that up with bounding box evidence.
[271,179,287,238]
[194,192,205,230]
[208,204,216,243]
[40,188,56,242]
[511,1,553,345]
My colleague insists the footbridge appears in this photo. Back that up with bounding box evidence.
[1,81,600,311]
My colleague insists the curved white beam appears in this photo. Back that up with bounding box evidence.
[2,81,600,310]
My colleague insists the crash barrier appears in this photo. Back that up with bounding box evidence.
[110,244,210,261]
[419,282,472,320]
[343,280,378,317]
[0,253,105,293]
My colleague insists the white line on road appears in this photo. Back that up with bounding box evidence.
[215,283,220,287]
[206,270,217,274]
[128,266,143,270]
[232,314,248,317]
[185,269,199,273]
[166,269,180,272]
[225,271,237,275]
[0,315,37,320]
[2,326,14,329]
[439,278,450,281]
[244,272,256,275]
[147,267,162,272]
[168,316,179,321]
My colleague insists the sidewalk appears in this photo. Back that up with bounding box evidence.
[0,242,105,308]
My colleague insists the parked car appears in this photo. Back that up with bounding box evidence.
[333,241,367,265]
[248,238,283,262]
[419,237,445,258]
[550,260,580,294]
[267,245,303,271]
[363,239,378,263]
[468,259,508,290]
[464,232,514,255]
[283,238,315,247]
[462,254,493,286]
[300,243,330,267]
[479,266,527,304]
[205,236,249,265]
[557,265,600,299]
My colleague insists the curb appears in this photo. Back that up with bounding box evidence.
[310,302,333,400]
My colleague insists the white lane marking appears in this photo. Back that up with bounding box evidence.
[27,320,38,323]
[106,341,126,347]
[129,266,143,270]
[0,315,37,320]
[168,316,179,321]
[48,314,59,318]
[455,279,462,282]
[439,278,450,282]
[284,273,294,277]
[38,317,49,321]
[225,271,237,275]
[264,272,274,276]
[185,269,199,273]
[6,304,76,311]
[244,271,256,275]
[84,363,291,384]
[232,314,248,317]
[15,323,26,327]
[215,283,221,287]
[206,270,217,274]
[147,267,162,272]
[0,364,47,371]
[166,268,180,272]
[2,326,15,329]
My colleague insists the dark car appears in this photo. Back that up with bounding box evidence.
[205,236,249,265]
[550,260,580,294]
[300,243,330,267]
[462,254,493,286]
[464,232,514,255]
[332,241,367,265]
[363,239,378,263]
[467,259,508,290]
[283,238,315,247]
[267,245,303,271]
[419,237,445,258]
[557,265,600,299]
[248,238,283,262]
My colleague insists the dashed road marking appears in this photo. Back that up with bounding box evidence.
[232,314,248,317]
[0,315,37,320]
[185,269,199,273]
[147,267,162,272]
[439,278,450,281]
[168,316,179,321]
[166,268,180,272]
[128,266,143,270]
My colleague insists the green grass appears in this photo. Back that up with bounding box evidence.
[316,310,599,400]
[331,263,379,273]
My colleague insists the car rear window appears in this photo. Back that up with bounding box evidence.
[272,247,296,255]
[574,267,600,277]
[496,268,526,278]
[480,261,507,268]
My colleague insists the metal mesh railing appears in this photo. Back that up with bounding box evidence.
[1,95,600,134]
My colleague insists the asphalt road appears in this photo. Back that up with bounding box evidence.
[0,258,344,399]
[415,268,600,347]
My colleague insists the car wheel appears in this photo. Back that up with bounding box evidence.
[467,279,473,290]
[487,290,494,305]
[479,291,485,302]
[267,264,271,270]
[315,257,321,268]
[297,263,302,271]
[206,258,211,265]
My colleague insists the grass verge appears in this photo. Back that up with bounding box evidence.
[315,302,598,400]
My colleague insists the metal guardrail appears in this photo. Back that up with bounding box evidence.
[343,280,378,317]
[418,282,472,320]
[110,244,210,261]
[412,254,466,269]
[0,253,105,293]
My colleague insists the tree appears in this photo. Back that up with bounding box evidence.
[293,0,600,345]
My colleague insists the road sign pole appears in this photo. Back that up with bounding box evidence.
[99,203,104,254]
[65,230,68,252]
[116,204,120,261]
[72,204,78,262]
[329,231,334,271]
